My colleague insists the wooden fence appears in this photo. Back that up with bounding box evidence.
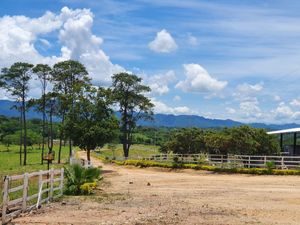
[1,168,64,224]
[138,154,300,169]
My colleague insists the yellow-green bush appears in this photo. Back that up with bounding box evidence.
[112,159,300,176]
[80,181,97,194]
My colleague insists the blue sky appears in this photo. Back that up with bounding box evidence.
[1,0,300,123]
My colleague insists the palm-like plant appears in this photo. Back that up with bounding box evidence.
[64,164,101,195]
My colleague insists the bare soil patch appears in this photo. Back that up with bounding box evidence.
[12,152,300,225]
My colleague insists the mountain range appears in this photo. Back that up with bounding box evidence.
[0,100,298,131]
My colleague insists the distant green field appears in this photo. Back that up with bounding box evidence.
[95,144,160,159]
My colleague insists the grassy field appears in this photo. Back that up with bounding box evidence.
[95,144,160,159]
[0,144,72,204]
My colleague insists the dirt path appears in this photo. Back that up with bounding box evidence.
[13,152,300,225]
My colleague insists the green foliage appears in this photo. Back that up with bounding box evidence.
[265,161,276,174]
[69,87,119,161]
[113,159,300,175]
[162,128,206,154]
[0,62,34,165]
[80,181,97,194]
[162,126,280,155]
[110,72,154,157]
[64,164,101,195]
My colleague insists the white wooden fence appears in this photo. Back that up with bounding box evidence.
[138,154,300,169]
[1,168,64,224]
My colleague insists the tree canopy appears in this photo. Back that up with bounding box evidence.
[110,72,154,158]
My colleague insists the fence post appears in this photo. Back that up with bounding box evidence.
[281,157,284,169]
[49,168,54,200]
[248,156,250,168]
[264,156,267,165]
[60,168,64,196]
[2,176,9,224]
[38,170,43,192]
[22,173,28,212]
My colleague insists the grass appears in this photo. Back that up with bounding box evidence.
[95,144,160,159]
[0,144,73,205]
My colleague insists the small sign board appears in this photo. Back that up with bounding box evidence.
[43,151,55,161]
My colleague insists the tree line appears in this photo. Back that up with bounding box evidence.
[0,61,154,165]
[161,126,280,155]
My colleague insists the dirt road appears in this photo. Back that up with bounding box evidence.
[13,152,300,225]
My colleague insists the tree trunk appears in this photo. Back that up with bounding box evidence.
[19,110,22,166]
[48,104,53,154]
[87,149,91,162]
[123,145,129,158]
[22,97,27,166]
[69,139,72,162]
[58,112,65,164]
[41,92,46,165]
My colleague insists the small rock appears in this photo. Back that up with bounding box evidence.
[175,213,178,216]
[61,201,67,205]
[147,182,151,186]
[129,181,133,184]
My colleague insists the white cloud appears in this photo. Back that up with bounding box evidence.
[148,29,177,53]
[239,98,262,119]
[173,95,181,101]
[187,33,198,46]
[290,98,300,107]
[176,63,227,94]
[236,82,263,93]
[151,98,193,115]
[146,70,176,95]
[226,107,236,114]
[39,38,51,48]
[272,102,294,119]
[233,82,263,101]
[274,95,281,102]
[0,7,124,99]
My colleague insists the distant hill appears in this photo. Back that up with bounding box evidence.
[0,100,299,131]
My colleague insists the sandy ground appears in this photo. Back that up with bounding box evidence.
[12,152,300,225]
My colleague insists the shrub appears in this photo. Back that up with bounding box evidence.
[80,181,97,194]
[111,159,300,176]
[197,153,208,165]
[265,161,276,174]
[64,164,101,195]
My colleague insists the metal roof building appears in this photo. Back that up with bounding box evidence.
[267,128,300,155]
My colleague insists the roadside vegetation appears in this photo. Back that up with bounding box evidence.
[113,159,300,176]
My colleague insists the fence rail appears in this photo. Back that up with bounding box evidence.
[1,168,64,224]
[110,153,300,169]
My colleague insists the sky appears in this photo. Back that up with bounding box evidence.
[1,0,300,124]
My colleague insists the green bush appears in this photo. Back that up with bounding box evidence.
[80,181,97,195]
[112,159,300,176]
[64,164,101,195]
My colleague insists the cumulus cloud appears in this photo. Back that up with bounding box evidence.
[148,29,177,53]
[146,70,176,95]
[176,63,227,94]
[239,98,262,119]
[234,82,263,101]
[272,102,294,119]
[0,6,124,99]
[151,98,193,115]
